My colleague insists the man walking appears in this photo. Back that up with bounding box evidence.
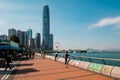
[64,51,70,68]
[4,51,12,71]
[55,52,58,61]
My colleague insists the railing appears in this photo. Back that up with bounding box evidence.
[70,55,120,65]
[47,53,120,66]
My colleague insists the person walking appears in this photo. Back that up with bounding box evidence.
[64,51,70,68]
[55,52,58,61]
[32,52,35,58]
[4,51,12,71]
[29,51,32,58]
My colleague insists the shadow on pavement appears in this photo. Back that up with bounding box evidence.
[0,70,12,75]
[13,70,80,78]
[12,68,39,75]
[16,63,34,67]
[20,57,30,61]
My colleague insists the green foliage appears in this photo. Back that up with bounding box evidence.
[10,35,20,43]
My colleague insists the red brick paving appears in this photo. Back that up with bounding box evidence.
[13,55,113,80]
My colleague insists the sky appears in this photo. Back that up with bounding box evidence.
[0,0,120,50]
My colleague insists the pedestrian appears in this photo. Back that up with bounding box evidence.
[55,52,58,61]
[64,51,70,68]
[4,50,12,71]
[29,51,32,58]
[32,52,35,58]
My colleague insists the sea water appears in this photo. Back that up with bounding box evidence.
[50,52,120,67]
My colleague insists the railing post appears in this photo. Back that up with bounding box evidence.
[71,56,75,59]
[102,60,106,65]
[79,57,82,61]
[88,58,92,62]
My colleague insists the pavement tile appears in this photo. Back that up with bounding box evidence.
[13,54,113,80]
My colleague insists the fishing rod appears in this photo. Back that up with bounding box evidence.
[87,40,101,50]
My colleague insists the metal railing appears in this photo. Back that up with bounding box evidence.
[70,55,120,65]
[47,53,120,66]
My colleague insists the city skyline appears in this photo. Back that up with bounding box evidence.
[0,0,120,50]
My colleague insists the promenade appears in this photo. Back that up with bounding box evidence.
[0,53,115,80]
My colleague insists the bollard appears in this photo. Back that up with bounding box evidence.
[43,53,45,59]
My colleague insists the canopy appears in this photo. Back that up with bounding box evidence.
[0,45,22,51]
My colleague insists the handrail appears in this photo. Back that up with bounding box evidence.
[48,53,120,66]
[70,55,120,62]
[70,55,120,65]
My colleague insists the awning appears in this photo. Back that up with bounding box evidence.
[0,45,22,51]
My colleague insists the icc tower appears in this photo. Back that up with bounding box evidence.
[42,5,50,51]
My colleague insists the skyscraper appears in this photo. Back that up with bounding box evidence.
[27,28,32,46]
[16,30,23,45]
[27,28,32,40]
[29,38,35,50]
[22,31,28,46]
[8,28,16,39]
[49,34,53,50]
[35,33,41,48]
[42,5,50,51]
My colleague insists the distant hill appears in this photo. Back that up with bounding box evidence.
[105,48,120,52]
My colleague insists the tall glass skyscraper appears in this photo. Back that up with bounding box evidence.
[35,33,41,48]
[22,31,28,46]
[42,5,50,51]
[27,28,32,46]
[27,28,32,40]
[49,34,53,50]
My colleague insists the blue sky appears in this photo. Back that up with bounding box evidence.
[0,0,120,50]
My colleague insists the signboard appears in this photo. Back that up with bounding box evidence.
[88,63,103,71]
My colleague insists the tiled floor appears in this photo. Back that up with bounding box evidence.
[12,54,113,80]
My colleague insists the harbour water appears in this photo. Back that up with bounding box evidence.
[50,52,120,67]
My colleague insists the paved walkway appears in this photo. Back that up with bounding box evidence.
[1,54,115,80]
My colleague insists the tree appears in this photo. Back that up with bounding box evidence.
[10,35,20,43]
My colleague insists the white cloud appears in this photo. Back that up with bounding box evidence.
[88,16,120,30]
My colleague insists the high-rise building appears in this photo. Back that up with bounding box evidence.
[17,30,23,45]
[42,5,50,51]
[29,38,35,49]
[22,31,28,46]
[27,28,32,46]
[35,33,41,48]
[27,28,32,40]
[8,28,16,39]
[49,34,53,50]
